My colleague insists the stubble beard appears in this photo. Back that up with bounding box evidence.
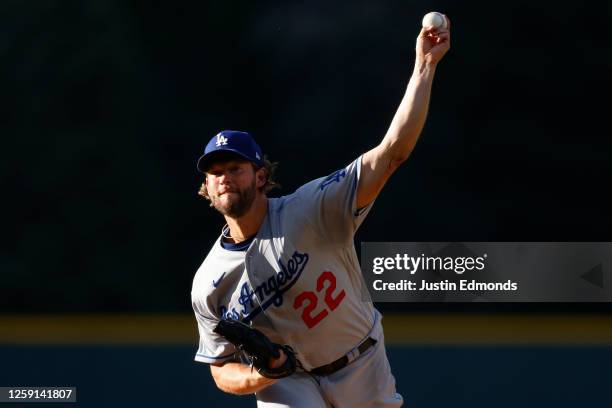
[211,179,257,218]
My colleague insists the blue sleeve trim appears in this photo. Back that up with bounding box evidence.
[195,351,236,360]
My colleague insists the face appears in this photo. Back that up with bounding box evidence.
[204,158,263,218]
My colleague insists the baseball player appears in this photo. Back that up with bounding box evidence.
[191,18,451,407]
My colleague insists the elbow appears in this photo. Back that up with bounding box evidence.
[381,142,414,173]
[212,376,250,396]
[210,365,239,395]
[215,382,250,396]
[392,154,409,167]
[210,364,259,396]
[210,372,230,394]
[210,369,229,393]
[388,153,410,173]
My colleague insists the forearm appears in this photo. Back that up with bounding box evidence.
[356,21,449,208]
[210,362,277,395]
[381,60,437,165]
[357,61,438,208]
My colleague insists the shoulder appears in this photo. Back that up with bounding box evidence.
[266,180,325,221]
[270,157,362,205]
[191,237,222,294]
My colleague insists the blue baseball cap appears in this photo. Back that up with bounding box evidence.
[197,130,264,173]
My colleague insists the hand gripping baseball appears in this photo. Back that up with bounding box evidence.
[214,319,297,379]
[416,13,451,66]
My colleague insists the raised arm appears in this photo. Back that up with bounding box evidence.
[357,17,451,209]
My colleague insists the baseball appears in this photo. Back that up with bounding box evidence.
[422,12,447,30]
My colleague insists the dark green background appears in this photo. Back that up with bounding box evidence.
[3,0,611,312]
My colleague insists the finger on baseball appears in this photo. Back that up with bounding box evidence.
[442,14,451,30]
[420,26,438,37]
[438,35,450,46]
[436,32,450,42]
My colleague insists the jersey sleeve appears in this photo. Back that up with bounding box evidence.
[292,155,374,244]
[192,297,237,364]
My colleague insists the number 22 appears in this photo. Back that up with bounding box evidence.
[293,271,346,329]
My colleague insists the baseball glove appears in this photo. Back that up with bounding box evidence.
[214,318,297,379]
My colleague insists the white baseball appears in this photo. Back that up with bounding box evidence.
[422,12,448,30]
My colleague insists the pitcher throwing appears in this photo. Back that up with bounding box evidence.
[191,16,451,407]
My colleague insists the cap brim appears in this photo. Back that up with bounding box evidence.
[197,149,258,173]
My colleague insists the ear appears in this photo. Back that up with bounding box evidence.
[199,177,210,197]
[255,167,267,188]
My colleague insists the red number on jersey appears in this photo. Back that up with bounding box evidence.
[293,271,346,329]
[317,271,346,311]
[293,291,329,329]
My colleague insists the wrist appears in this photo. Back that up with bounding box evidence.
[413,58,437,76]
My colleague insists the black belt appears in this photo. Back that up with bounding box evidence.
[310,337,377,376]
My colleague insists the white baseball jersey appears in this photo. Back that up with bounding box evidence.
[191,156,379,370]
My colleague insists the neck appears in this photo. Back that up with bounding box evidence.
[223,194,268,243]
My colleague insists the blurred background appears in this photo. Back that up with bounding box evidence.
[1,0,611,407]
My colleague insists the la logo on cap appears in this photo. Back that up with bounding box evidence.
[216,133,228,147]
